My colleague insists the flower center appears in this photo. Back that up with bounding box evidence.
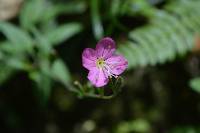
[96,58,105,68]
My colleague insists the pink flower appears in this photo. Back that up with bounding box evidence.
[82,37,128,87]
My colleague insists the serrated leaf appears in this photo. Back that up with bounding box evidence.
[118,0,199,69]
[45,23,82,45]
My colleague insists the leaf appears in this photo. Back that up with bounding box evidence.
[120,0,155,16]
[189,77,200,93]
[31,27,52,55]
[56,1,86,14]
[51,59,71,87]
[0,41,17,54]
[170,126,200,133]
[29,58,52,105]
[20,0,45,29]
[91,0,104,40]
[110,0,121,17]
[0,22,33,53]
[41,1,86,23]
[30,71,52,105]
[20,0,86,29]
[118,0,199,69]
[116,119,151,133]
[45,23,83,45]
[0,64,15,85]
[6,58,29,70]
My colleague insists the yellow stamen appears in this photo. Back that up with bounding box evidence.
[96,58,105,69]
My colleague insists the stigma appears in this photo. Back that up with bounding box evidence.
[96,58,105,69]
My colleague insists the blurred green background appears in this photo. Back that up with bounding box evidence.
[0,0,200,133]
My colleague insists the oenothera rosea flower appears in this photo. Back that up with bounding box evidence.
[82,37,128,87]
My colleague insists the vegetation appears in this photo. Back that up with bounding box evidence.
[0,0,200,133]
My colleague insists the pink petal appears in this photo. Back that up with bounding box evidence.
[82,48,97,70]
[96,37,116,59]
[87,68,109,87]
[106,55,128,75]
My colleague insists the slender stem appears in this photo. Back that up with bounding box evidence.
[84,93,115,100]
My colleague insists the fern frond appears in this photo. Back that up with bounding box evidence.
[118,0,200,69]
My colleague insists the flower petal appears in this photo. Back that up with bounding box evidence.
[87,68,109,87]
[106,55,128,75]
[96,37,116,59]
[82,48,97,70]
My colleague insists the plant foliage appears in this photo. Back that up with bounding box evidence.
[118,0,200,69]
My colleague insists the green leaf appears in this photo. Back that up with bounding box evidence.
[170,126,200,133]
[0,22,33,53]
[51,59,71,87]
[0,64,15,85]
[0,42,31,71]
[116,119,151,133]
[31,27,52,55]
[20,0,86,28]
[110,0,121,17]
[5,58,29,70]
[118,0,199,69]
[55,1,86,14]
[29,57,52,105]
[41,1,86,23]
[91,0,104,40]
[0,41,14,54]
[30,71,52,105]
[189,77,200,93]
[20,0,45,29]
[45,23,83,45]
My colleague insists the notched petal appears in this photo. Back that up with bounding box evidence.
[82,48,97,70]
[106,55,128,75]
[87,68,109,87]
[96,37,116,59]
